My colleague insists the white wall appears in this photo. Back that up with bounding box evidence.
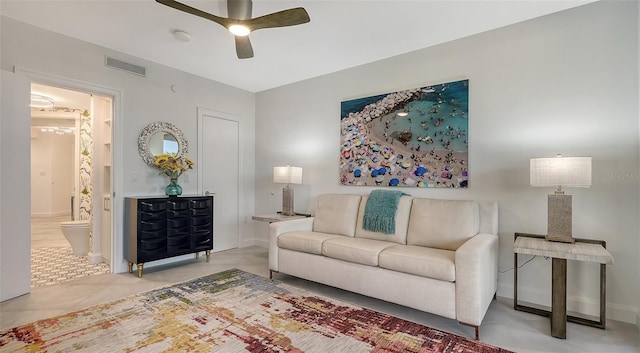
[30,131,74,217]
[51,133,74,216]
[30,131,53,217]
[256,1,639,324]
[1,17,256,273]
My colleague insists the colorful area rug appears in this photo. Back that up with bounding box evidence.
[1,269,513,352]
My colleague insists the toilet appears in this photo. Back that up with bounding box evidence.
[60,221,90,256]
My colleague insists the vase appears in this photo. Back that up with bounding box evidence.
[165,179,183,197]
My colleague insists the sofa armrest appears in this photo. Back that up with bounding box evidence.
[269,217,315,271]
[454,233,499,326]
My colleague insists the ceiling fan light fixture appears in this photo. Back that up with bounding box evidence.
[229,24,250,36]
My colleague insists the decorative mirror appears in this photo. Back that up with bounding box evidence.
[138,122,188,166]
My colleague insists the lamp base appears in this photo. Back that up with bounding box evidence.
[546,194,575,243]
[281,185,295,216]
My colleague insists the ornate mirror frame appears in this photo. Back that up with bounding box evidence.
[137,122,188,166]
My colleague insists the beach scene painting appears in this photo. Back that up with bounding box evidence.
[340,79,469,188]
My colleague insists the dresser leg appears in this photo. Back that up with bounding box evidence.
[137,263,144,278]
[206,250,211,262]
[128,262,133,274]
[551,258,567,339]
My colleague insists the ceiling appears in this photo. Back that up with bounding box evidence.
[2,1,594,93]
[30,83,91,130]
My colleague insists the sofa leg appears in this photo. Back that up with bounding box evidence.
[459,322,479,340]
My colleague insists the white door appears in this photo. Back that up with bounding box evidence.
[1,71,32,301]
[200,113,239,251]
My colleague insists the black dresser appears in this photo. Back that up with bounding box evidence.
[124,195,213,277]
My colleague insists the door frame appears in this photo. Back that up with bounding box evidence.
[197,107,244,248]
[15,66,123,271]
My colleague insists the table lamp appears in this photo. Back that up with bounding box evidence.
[530,155,592,243]
[273,165,303,216]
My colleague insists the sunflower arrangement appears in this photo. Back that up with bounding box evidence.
[154,153,195,180]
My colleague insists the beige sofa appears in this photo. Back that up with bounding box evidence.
[269,194,499,339]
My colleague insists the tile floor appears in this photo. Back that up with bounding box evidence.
[30,216,111,287]
[31,247,110,287]
[1,246,638,353]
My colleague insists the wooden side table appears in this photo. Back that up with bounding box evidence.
[513,233,613,339]
[252,213,309,223]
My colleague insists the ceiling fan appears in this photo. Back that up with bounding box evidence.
[156,0,310,59]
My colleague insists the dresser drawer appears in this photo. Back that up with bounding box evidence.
[167,199,189,211]
[167,226,189,237]
[191,208,211,217]
[167,218,189,229]
[141,211,166,221]
[191,231,212,249]
[190,198,212,209]
[191,216,212,227]
[140,237,166,251]
[139,201,166,212]
[140,229,166,240]
[167,209,190,218]
[167,234,190,251]
[140,220,166,231]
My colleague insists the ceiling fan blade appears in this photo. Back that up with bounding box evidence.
[156,0,233,29]
[246,7,310,32]
[235,36,254,59]
[227,0,252,20]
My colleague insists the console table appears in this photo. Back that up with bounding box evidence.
[124,195,214,277]
[252,213,309,223]
[513,233,613,339]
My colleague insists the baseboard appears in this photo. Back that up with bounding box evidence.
[239,237,267,248]
[240,238,257,248]
[253,238,268,248]
[87,252,102,265]
[31,211,71,218]
[636,310,640,331]
[498,281,638,324]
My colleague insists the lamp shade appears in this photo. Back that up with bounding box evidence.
[273,166,303,185]
[530,156,592,188]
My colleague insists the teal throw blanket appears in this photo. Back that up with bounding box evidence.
[363,190,407,234]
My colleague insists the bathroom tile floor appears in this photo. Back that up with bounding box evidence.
[31,248,110,287]
[30,216,110,287]
[1,246,638,353]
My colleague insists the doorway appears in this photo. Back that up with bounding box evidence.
[29,83,113,287]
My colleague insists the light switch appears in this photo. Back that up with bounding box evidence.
[132,171,139,182]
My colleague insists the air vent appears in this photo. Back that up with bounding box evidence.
[105,56,146,77]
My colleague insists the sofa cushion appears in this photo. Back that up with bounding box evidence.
[355,195,412,244]
[407,199,479,251]
[379,245,456,282]
[278,231,344,255]
[322,237,396,266]
[313,194,362,237]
